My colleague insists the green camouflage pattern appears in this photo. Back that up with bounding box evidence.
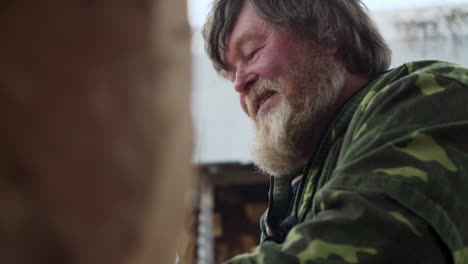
[226,61,468,263]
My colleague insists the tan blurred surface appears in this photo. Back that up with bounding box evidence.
[0,1,192,263]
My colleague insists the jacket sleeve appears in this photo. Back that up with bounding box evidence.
[226,63,468,264]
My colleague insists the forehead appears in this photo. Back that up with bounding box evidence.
[225,2,270,53]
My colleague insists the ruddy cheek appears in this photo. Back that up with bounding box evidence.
[256,57,284,80]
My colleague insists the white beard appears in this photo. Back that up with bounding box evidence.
[251,54,345,177]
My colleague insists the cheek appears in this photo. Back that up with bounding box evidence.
[255,51,288,79]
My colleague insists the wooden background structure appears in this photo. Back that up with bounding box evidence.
[0,0,193,263]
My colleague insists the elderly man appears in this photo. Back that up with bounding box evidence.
[203,0,468,263]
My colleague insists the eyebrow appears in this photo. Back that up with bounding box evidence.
[230,32,265,56]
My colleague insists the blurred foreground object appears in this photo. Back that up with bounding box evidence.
[0,0,192,263]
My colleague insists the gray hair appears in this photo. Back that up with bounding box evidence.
[202,0,391,76]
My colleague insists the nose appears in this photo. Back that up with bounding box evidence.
[233,68,257,94]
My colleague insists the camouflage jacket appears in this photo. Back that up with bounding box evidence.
[226,61,468,264]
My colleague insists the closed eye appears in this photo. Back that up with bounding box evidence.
[245,45,264,61]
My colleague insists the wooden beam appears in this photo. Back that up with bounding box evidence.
[201,163,269,186]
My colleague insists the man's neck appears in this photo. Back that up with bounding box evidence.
[338,72,370,107]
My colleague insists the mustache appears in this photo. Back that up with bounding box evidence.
[245,80,281,117]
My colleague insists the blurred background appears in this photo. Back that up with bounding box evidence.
[185,0,468,263]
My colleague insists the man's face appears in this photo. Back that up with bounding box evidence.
[223,2,345,176]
